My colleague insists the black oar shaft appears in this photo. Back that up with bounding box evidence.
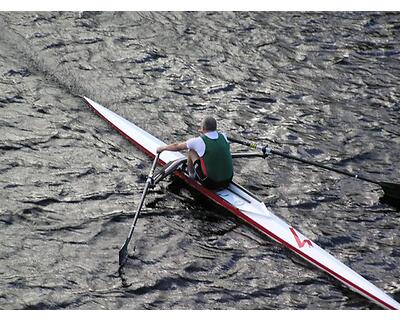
[127,153,160,236]
[228,137,377,185]
[271,149,376,185]
[231,152,266,159]
[119,153,160,266]
[230,136,400,203]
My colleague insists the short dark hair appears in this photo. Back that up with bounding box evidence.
[202,116,217,131]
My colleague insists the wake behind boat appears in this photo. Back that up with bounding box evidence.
[83,96,400,310]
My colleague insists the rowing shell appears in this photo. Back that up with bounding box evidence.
[83,96,400,310]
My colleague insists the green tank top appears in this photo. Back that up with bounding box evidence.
[200,133,233,182]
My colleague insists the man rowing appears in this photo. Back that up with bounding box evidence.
[156,116,233,190]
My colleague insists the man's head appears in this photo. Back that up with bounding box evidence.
[201,116,217,132]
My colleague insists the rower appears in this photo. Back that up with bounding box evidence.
[156,116,233,190]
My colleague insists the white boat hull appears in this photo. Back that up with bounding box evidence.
[83,96,400,310]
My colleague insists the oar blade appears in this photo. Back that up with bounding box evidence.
[119,242,129,266]
[379,182,400,202]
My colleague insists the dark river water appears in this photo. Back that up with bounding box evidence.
[1,11,400,310]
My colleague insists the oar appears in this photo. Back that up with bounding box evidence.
[119,152,161,267]
[228,136,400,201]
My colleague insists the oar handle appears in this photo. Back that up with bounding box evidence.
[228,137,378,186]
[147,152,161,185]
[228,137,273,155]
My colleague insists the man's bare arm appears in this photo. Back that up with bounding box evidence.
[156,142,187,153]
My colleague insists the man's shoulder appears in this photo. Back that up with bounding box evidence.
[218,132,229,142]
[186,136,204,148]
[187,136,203,143]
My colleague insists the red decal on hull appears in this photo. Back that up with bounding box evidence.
[290,227,313,248]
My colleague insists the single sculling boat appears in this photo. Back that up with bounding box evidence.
[83,96,400,310]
